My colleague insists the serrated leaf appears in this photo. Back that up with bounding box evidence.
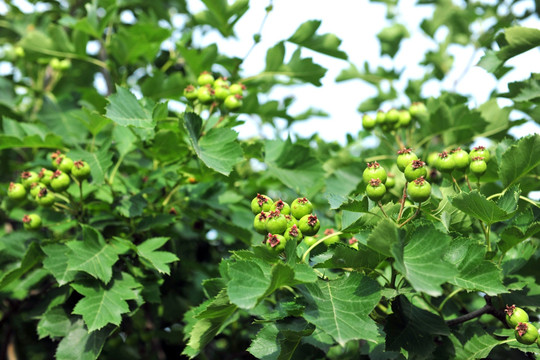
[68,148,113,185]
[42,244,77,286]
[450,190,516,225]
[55,319,109,360]
[105,86,156,129]
[366,218,399,257]
[377,23,409,58]
[287,20,347,60]
[392,225,457,296]
[499,134,540,189]
[38,306,71,339]
[0,242,44,290]
[0,134,64,150]
[313,244,385,271]
[299,273,382,345]
[184,112,243,176]
[66,225,120,284]
[136,237,179,275]
[71,272,140,332]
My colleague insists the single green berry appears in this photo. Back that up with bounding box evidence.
[50,170,71,192]
[363,162,387,184]
[214,85,230,101]
[22,214,42,230]
[266,233,287,252]
[266,210,288,235]
[8,182,27,200]
[38,168,54,185]
[469,156,487,177]
[291,197,313,220]
[362,114,376,130]
[36,188,55,207]
[514,322,538,345]
[224,94,242,110]
[398,110,412,127]
[30,182,47,198]
[197,71,215,86]
[184,84,198,101]
[409,102,427,117]
[271,199,290,215]
[50,150,62,168]
[21,171,39,189]
[284,214,298,228]
[396,148,418,172]
[72,160,91,181]
[254,212,269,234]
[298,214,320,236]
[197,85,214,104]
[213,77,230,88]
[505,305,529,328]
[451,147,470,170]
[251,194,274,214]
[284,224,303,243]
[229,83,245,96]
[322,228,340,246]
[385,173,396,189]
[303,236,318,247]
[348,237,359,250]
[375,111,386,125]
[366,178,386,202]
[56,156,74,173]
[427,152,439,166]
[404,159,428,182]
[436,151,455,173]
[386,108,400,124]
[407,176,431,203]
[470,145,490,163]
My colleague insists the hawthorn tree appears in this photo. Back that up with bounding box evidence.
[0,0,540,359]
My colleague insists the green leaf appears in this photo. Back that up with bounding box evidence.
[502,73,540,102]
[392,225,457,296]
[71,272,140,332]
[283,48,327,86]
[0,242,44,290]
[66,225,120,284]
[105,86,157,129]
[68,148,113,185]
[499,134,540,189]
[312,244,385,271]
[136,237,179,275]
[366,218,399,257]
[265,42,285,71]
[42,244,77,286]
[449,190,517,225]
[450,323,503,359]
[377,23,409,58]
[194,0,249,37]
[38,306,71,339]
[299,273,382,345]
[0,134,64,150]
[117,193,147,218]
[288,20,347,60]
[184,112,243,176]
[55,319,109,360]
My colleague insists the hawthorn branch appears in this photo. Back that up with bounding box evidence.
[445,295,506,326]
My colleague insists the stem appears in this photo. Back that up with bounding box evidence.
[451,174,462,193]
[465,174,472,191]
[108,152,126,185]
[53,192,71,203]
[79,181,84,220]
[397,186,407,222]
[438,288,463,312]
[399,203,421,228]
[378,201,389,218]
[162,181,183,207]
[420,293,442,315]
[394,133,405,150]
[301,231,343,263]
[446,304,491,326]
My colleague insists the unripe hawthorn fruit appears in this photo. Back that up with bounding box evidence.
[22,214,42,230]
[214,85,230,101]
[409,102,427,117]
[514,322,538,345]
[436,151,455,173]
[398,110,412,127]
[266,210,288,235]
[362,114,376,130]
[251,193,273,214]
[404,159,428,182]
[72,160,91,181]
[224,94,242,110]
[50,170,70,192]
[266,233,287,252]
[303,236,318,247]
[366,178,386,202]
[505,305,529,328]
[253,212,269,234]
[30,182,47,198]
[451,147,470,170]
[271,199,291,215]
[38,168,54,185]
[375,111,386,125]
[363,162,387,184]
[291,197,313,220]
[298,214,320,236]
[229,83,246,96]
[284,224,303,243]
[213,77,230,88]
[184,84,198,101]
[8,182,27,200]
[197,71,215,86]
[407,176,431,203]
[284,214,298,228]
[469,156,487,176]
[396,148,418,172]
[385,173,396,189]
[36,187,55,207]
[322,228,340,246]
[348,237,359,250]
[50,150,63,168]
[21,171,39,189]
[55,156,74,173]
[197,84,214,104]
[470,145,490,163]
[386,108,400,124]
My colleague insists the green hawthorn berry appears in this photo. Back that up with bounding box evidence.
[303,236,318,247]
[266,233,287,252]
[427,152,439,166]
[284,224,303,243]
[451,147,470,170]
[404,159,428,182]
[385,173,396,189]
[213,77,230,88]
[50,170,70,192]
[266,210,288,234]
[469,156,487,176]
[254,212,269,234]
[291,197,313,220]
[271,199,290,215]
[72,160,91,181]
[363,162,387,184]
[386,109,400,124]
[197,71,214,86]
[38,168,54,185]
[55,156,74,173]
[348,237,359,250]
[407,176,431,203]
[375,111,386,126]
[50,150,63,168]
[409,102,427,117]
[214,85,230,101]
[21,171,39,189]
[284,214,298,228]
[251,194,273,214]
[396,148,418,172]
[505,305,529,328]
[22,214,42,230]
[229,83,245,96]
[398,110,412,127]
[362,114,376,130]
[366,178,386,202]
[298,214,320,236]
[515,322,538,345]
[436,151,455,173]
[197,85,214,104]
[470,145,490,163]
[322,228,340,246]
[224,94,242,110]
[8,182,27,200]
[30,182,47,198]
[183,84,198,101]
[36,188,55,207]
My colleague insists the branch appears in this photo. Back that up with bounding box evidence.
[445,295,506,326]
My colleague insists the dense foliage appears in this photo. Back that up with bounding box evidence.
[1,0,540,359]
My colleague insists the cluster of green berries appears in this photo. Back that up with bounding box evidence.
[183,71,245,111]
[429,146,490,177]
[505,305,540,346]
[251,194,321,252]
[6,150,91,230]
[362,102,427,132]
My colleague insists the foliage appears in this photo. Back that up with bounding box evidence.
[0,0,539,359]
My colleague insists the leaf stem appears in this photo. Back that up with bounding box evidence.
[377,201,389,218]
[397,186,407,222]
[399,203,421,228]
[465,174,472,191]
[301,231,343,263]
[438,288,463,312]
